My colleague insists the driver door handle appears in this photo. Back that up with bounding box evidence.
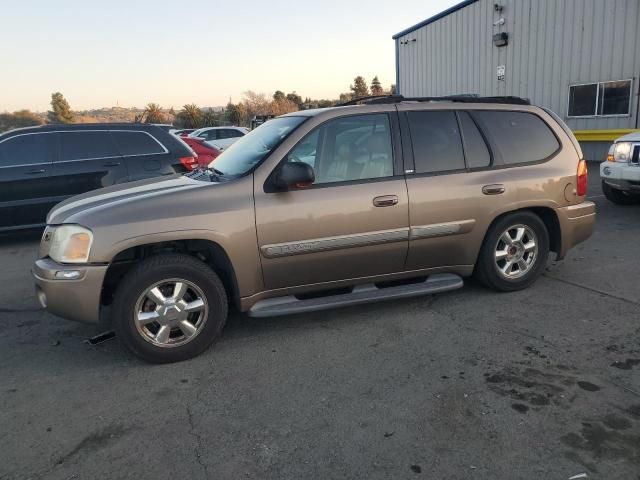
[26,169,46,175]
[373,195,398,207]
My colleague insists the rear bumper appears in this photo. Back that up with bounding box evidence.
[33,258,107,324]
[555,201,596,260]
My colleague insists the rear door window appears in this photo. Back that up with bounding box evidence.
[59,131,119,161]
[473,111,560,164]
[0,133,53,166]
[111,131,166,156]
[407,111,465,174]
[458,112,491,169]
[224,129,244,138]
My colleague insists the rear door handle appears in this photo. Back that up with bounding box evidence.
[103,161,121,167]
[482,184,505,195]
[373,195,399,207]
[26,169,46,174]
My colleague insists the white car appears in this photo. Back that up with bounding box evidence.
[600,132,640,204]
[188,126,248,151]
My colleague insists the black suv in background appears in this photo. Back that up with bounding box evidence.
[0,124,195,231]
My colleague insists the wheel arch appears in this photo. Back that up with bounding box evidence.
[101,239,240,311]
[482,206,561,258]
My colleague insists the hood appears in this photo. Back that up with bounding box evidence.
[615,131,640,143]
[47,174,210,225]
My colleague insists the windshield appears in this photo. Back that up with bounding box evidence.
[208,116,306,177]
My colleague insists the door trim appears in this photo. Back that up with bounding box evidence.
[261,227,409,258]
[410,219,476,240]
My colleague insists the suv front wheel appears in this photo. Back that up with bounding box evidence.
[112,254,228,363]
[475,212,549,292]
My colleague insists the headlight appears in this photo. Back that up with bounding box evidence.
[48,225,93,264]
[613,142,633,163]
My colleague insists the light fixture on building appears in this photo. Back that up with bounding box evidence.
[493,32,508,47]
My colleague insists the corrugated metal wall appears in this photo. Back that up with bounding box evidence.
[396,0,640,131]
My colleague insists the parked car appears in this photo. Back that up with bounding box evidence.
[172,129,196,137]
[188,126,248,150]
[181,136,221,167]
[600,132,640,204]
[34,96,595,363]
[0,124,197,231]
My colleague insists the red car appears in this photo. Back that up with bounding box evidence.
[180,136,221,167]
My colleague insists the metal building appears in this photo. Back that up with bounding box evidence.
[393,0,640,160]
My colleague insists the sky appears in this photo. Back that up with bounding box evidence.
[0,0,459,112]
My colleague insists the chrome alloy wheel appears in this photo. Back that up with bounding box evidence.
[494,225,538,279]
[134,278,209,348]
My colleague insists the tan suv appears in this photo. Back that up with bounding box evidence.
[33,96,596,363]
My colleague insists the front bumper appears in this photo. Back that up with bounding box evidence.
[555,201,596,260]
[600,161,640,192]
[33,258,108,324]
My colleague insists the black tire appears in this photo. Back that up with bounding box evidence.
[602,180,638,205]
[474,211,549,292]
[112,254,228,363]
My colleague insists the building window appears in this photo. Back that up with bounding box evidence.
[568,80,632,117]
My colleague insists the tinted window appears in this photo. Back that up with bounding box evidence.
[0,133,51,167]
[60,131,118,161]
[201,130,218,141]
[458,112,491,169]
[111,131,165,156]
[286,114,393,184]
[598,80,631,115]
[224,129,244,138]
[475,111,559,164]
[568,84,597,116]
[407,111,465,174]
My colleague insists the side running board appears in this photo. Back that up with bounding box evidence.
[248,273,463,318]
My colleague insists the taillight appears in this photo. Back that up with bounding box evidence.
[577,159,588,196]
[180,156,197,171]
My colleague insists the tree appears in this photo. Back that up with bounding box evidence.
[48,92,74,124]
[226,102,248,126]
[390,84,397,95]
[286,92,303,108]
[270,98,299,116]
[370,76,383,95]
[350,76,369,98]
[144,103,165,124]
[0,110,44,133]
[177,104,203,128]
[273,90,286,102]
[243,91,271,117]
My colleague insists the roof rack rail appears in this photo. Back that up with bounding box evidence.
[338,94,531,107]
[338,95,404,106]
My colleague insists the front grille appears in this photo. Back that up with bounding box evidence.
[632,145,640,164]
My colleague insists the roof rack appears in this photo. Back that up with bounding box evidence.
[338,94,531,107]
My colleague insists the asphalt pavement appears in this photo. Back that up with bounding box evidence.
[1,164,638,479]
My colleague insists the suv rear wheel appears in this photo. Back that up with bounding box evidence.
[475,212,549,292]
[602,180,639,205]
[112,254,228,363]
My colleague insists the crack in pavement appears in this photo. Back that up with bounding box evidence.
[543,273,640,306]
[186,405,210,479]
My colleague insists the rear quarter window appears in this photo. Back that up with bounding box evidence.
[111,131,166,156]
[473,111,560,165]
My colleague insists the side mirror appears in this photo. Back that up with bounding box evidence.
[272,162,315,190]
